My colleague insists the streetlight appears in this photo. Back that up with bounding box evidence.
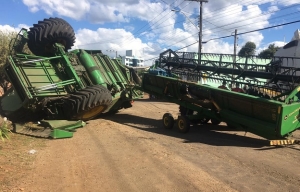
[171,9,199,30]
[172,8,201,66]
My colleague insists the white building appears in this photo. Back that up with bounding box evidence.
[122,50,144,67]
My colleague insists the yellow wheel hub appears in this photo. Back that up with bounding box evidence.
[178,119,184,129]
[164,117,169,126]
[78,105,106,121]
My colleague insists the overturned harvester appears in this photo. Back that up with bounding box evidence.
[0,17,143,138]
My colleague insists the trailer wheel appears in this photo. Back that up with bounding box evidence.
[211,118,221,125]
[27,17,75,56]
[177,116,190,133]
[62,85,112,121]
[226,122,237,129]
[199,117,210,124]
[162,113,174,129]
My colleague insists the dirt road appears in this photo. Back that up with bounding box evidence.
[10,97,300,191]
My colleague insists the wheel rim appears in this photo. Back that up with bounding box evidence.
[78,105,106,120]
[178,119,184,130]
[164,117,169,126]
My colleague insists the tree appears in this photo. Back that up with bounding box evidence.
[0,30,17,95]
[0,30,31,95]
[258,43,280,59]
[238,41,256,57]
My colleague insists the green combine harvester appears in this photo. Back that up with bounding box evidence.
[141,31,300,145]
[0,17,143,138]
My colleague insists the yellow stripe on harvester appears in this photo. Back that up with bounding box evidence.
[270,140,300,146]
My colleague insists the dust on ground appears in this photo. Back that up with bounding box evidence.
[1,95,300,192]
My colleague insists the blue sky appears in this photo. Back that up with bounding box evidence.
[1,0,300,65]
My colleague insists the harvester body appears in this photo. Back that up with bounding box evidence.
[0,18,143,138]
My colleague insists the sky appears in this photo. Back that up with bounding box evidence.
[0,0,300,65]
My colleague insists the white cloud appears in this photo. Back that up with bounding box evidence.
[19,0,300,63]
[0,25,17,33]
[274,0,300,6]
[74,27,157,65]
[256,40,285,54]
[0,24,30,33]
[22,0,91,20]
[22,0,165,23]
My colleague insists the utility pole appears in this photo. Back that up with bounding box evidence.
[233,29,238,63]
[232,29,238,81]
[185,0,208,65]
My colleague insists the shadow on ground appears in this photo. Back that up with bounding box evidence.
[100,113,270,149]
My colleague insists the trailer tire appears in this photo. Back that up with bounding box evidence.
[226,122,237,129]
[177,115,190,133]
[162,113,174,129]
[211,118,221,125]
[27,17,75,56]
[62,85,112,121]
[199,117,210,124]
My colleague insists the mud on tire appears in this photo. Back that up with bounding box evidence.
[27,17,75,56]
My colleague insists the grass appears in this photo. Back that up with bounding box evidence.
[0,117,12,141]
[0,131,46,191]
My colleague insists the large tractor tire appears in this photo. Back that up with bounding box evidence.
[62,85,112,121]
[27,17,75,56]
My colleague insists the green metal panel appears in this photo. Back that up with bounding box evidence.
[211,89,281,124]
[279,103,300,137]
[111,59,130,84]
[141,72,300,139]
[7,55,72,99]
[193,52,272,65]
[103,56,122,82]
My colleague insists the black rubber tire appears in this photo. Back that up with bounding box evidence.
[162,113,174,129]
[211,118,221,125]
[177,115,190,133]
[199,117,210,124]
[226,122,237,129]
[27,17,75,56]
[62,85,112,121]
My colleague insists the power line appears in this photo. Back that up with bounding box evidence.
[202,9,300,36]
[202,3,300,35]
[153,1,299,51]
[144,19,300,62]
[78,0,299,56]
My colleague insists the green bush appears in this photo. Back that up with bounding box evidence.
[0,117,12,141]
[0,30,17,68]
